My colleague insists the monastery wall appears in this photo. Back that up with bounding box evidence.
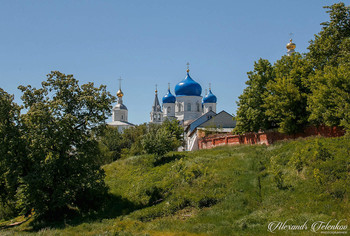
[197,125,346,150]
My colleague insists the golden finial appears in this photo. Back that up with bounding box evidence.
[186,62,190,73]
[286,39,296,50]
[155,84,158,94]
[209,83,212,91]
[117,77,124,97]
[168,83,170,90]
[286,33,296,51]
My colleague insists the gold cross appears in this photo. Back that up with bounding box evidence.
[118,77,123,90]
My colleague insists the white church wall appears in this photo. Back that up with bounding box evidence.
[175,96,203,121]
[203,103,217,113]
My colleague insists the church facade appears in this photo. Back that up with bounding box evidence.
[150,67,217,124]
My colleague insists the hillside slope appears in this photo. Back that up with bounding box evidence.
[1,136,349,235]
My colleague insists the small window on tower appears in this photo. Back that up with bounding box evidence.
[196,103,200,112]
[121,115,124,120]
[187,103,191,111]
[178,103,182,112]
[209,106,212,111]
[167,106,171,113]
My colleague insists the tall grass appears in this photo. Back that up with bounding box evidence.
[1,136,349,235]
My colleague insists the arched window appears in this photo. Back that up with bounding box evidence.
[209,106,212,112]
[196,103,200,112]
[121,115,124,120]
[167,106,171,114]
[178,103,182,112]
[187,103,191,111]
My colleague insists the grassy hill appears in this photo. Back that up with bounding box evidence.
[1,136,349,235]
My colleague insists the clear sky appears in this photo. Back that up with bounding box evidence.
[0,0,345,124]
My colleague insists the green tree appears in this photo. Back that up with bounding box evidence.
[307,64,350,131]
[142,120,183,156]
[98,127,123,164]
[162,119,184,144]
[307,3,350,70]
[17,71,115,220]
[263,53,313,134]
[122,123,148,156]
[306,3,350,131]
[234,58,275,133]
[142,128,176,157]
[0,89,24,219]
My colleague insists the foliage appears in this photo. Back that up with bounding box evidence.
[14,71,115,220]
[98,126,123,164]
[0,88,23,219]
[98,119,184,161]
[161,119,184,144]
[234,58,275,134]
[307,64,350,130]
[305,3,350,132]
[142,119,184,156]
[306,3,350,132]
[3,136,349,235]
[263,53,313,134]
[271,137,350,200]
[120,123,149,156]
[235,3,350,135]
[307,3,350,70]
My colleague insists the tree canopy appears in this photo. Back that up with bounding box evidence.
[307,3,350,70]
[0,88,24,218]
[1,71,115,221]
[235,2,350,134]
[264,53,313,134]
[234,59,275,134]
[142,119,184,156]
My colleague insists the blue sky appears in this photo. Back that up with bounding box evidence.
[0,0,344,124]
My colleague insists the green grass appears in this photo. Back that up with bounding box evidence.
[1,136,349,235]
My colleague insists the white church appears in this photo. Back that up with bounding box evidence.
[150,66,218,125]
[148,65,236,151]
[108,39,295,150]
[108,65,235,151]
[108,80,135,132]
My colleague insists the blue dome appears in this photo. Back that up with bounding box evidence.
[162,89,176,103]
[175,72,202,96]
[203,89,217,103]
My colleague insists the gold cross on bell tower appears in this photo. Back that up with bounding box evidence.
[118,77,123,90]
[186,62,190,73]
